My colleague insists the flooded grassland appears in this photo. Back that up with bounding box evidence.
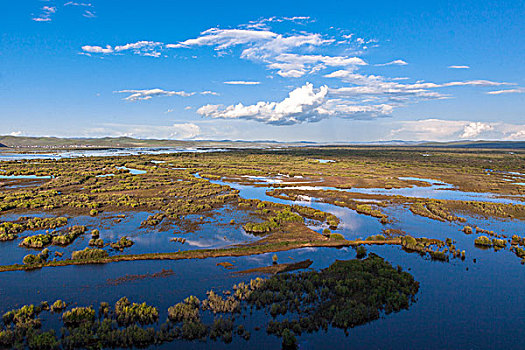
[0,147,524,349]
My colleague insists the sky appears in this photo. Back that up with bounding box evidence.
[1,0,524,142]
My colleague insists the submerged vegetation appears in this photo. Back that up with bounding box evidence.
[0,254,419,349]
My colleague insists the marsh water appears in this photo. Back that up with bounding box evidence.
[0,147,227,161]
[1,164,525,348]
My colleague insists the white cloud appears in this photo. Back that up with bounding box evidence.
[375,60,408,66]
[244,16,312,29]
[486,88,525,95]
[200,91,219,95]
[198,83,328,124]
[78,18,522,128]
[116,89,195,101]
[82,45,114,54]
[267,53,366,77]
[82,41,163,57]
[197,82,391,125]
[326,69,512,107]
[83,10,96,18]
[164,25,367,77]
[88,123,201,139]
[460,122,494,138]
[224,81,260,85]
[390,119,525,141]
[448,65,470,69]
[32,6,56,22]
[64,2,93,7]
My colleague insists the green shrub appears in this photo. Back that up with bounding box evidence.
[71,247,108,260]
[474,236,492,247]
[62,307,95,326]
[50,300,67,313]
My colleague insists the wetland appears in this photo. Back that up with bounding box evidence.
[0,146,524,349]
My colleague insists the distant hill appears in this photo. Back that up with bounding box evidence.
[419,140,525,149]
[0,136,524,150]
[0,136,293,150]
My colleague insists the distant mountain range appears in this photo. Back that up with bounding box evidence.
[0,135,524,150]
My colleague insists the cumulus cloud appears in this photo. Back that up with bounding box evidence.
[198,83,328,124]
[197,82,391,125]
[224,81,260,85]
[375,60,408,66]
[390,119,525,141]
[460,122,494,138]
[116,89,195,101]
[448,65,470,69]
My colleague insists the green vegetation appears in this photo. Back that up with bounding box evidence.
[23,248,49,266]
[50,300,67,313]
[248,253,418,334]
[474,235,506,248]
[52,225,86,246]
[243,209,302,235]
[1,217,68,243]
[410,201,465,222]
[0,254,419,348]
[114,297,159,326]
[110,236,134,251]
[62,307,95,326]
[21,233,53,248]
[356,245,367,259]
[71,247,108,260]
[400,235,458,262]
[366,234,386,241]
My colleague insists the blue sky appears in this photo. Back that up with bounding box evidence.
[1,0,524,142]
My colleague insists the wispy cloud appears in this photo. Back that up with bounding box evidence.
[64,2,93,6]
[116,89,195,101]
[448,65,470,69]
[83,21,369,77]
[486,88,525,95]
[83,10,96,18]
[224,81,260,85]
[375,59,408,66]
[82,41,163,57]
[88,123,201,139]
[32,6,56,22]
